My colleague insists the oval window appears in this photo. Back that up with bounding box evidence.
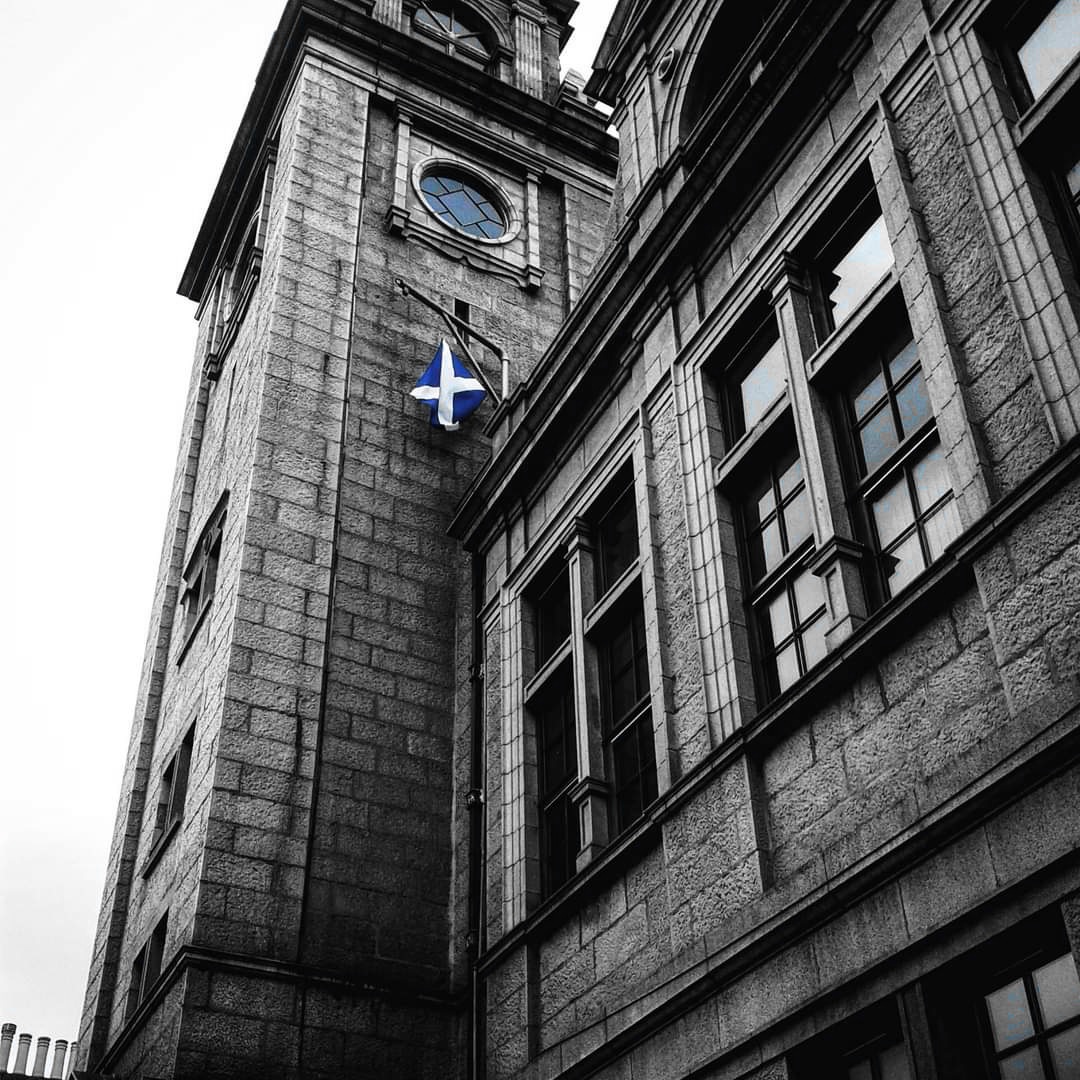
[418,170,508,241]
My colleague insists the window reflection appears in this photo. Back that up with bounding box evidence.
[1017,0,1080,99]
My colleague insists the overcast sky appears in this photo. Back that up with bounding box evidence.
[0,0,618,1047]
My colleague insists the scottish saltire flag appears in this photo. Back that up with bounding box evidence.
[410,339,487,431]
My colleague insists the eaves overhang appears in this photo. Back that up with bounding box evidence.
[585,0,665,104]
[178,0,617,302]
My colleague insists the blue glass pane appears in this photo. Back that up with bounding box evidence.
[896,368,932,438]
[889,339,920,381]
[998,1046,1045,1080]
[1034,953,1080,1029]
[1049,1025,1080,1078]
[739,338,787,430]
[860,405,899,473]
[420,172,506,239]
[987,979,1036,1052]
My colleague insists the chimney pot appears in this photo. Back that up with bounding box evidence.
[32,1035,50,1076]
[49,1039,68,1078]
[14,1033,32,1073]
[0,1024,15,1071]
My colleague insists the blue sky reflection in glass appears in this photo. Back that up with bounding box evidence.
[421,173,507,239]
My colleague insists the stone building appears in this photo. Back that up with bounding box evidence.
[77,0,1080,1078]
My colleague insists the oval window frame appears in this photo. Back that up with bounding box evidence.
[412,158,521,246]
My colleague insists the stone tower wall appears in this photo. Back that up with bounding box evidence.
[77,5,616,1074]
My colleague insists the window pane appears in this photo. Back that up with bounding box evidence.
[896,368,932,438]
[1017,0,1080,99]
[888,338,920,382]
[802,612,829,671]
[872,474,916,548]
[784,489,813,550]
[538,689,576,796]
[740,338,788,430]
[847,1060,873,1080]
[998,1046,1046,1080]
[884,531,925,597]
[987,979,1037,1052]
[911,442,953,511]
[613,714,657,830]
[852,366,887,421]
[1034,954,1080,1029]
[543,793,580,894]
[599,491,638,591]
[792,568,826,624]
[879,1043,913,1080]
[860,405,900,473]
[778,455,804,500]
[923,498,962,562]
[1048,1025,1080,1077]
[749,475,776,526]
[828,215,894,328]
[536,574,571,668]
[754,520,784,578]
[767,590,793,644]
[775,642,800,692]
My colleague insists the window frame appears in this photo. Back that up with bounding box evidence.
[532,672,579,897]
[805,178,895,347]
[594,595,656,835]
[142,725,195,875]
[734,427,827,703]
[991,0,1080,276]
[179,493,228,659]
[410,0,495,68]
[708,301,790,446]
[124,912,169,1024]
[831,299,960,606]
[978,949,1080,1079]
[521,465,659,898]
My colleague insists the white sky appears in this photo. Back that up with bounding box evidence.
[0,0,618,1047]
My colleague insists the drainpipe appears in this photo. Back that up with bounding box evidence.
[466,551,488,1080]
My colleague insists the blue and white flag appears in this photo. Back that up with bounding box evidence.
[410,339,487,431]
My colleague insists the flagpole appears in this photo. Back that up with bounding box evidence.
[394,278,508,404]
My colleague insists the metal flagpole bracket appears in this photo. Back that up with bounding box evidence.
[395,277,508,404]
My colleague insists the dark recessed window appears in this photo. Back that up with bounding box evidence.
[125,913,169,1022]
[600,602,656,832]
[596,480,639,593]
[181,494,228,649]
[146,726,195,870]
[533,569,571,671]
[535,678,579,896]
[419,170,507,240]
[793,998,913,1080]
[413,2,493,66]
